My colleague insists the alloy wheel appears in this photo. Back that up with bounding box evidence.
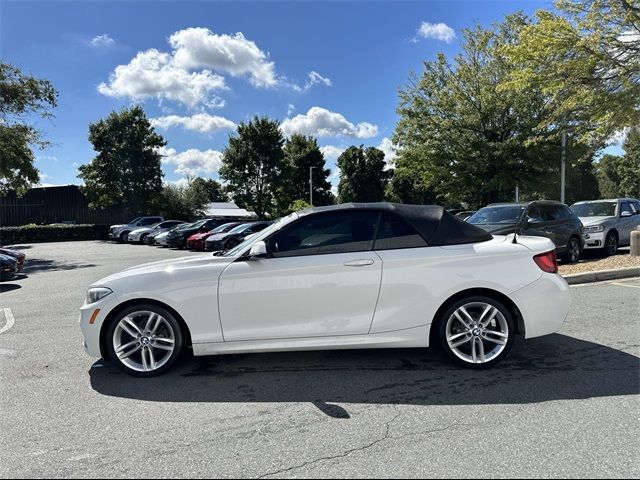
[605,233,618,257]
[112,310,176,373]
[445,302,509,365]
[567,238,581,264]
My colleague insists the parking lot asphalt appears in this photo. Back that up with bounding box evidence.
[1,241,639,478]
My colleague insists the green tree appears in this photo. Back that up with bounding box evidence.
[190,177,228,203]
[0,62,58,194]
[283,134,333,206]
[385,168,439,205]
[394,15,561,208]
[503,0,640,148]
[286,199,312,214]
[78,106,165,214]
[596,129,640,198]
[219,116,287,218]
[156,181,210,220]
[337,146,390,202]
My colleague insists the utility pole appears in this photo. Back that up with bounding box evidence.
[561,130,567,204]
[515,183,519,203]
[309,166,315,206]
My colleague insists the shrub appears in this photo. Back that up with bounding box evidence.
[0,224,110,245]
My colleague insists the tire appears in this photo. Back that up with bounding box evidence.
[139,233,148,244]
[437,295,515,369]
[564,236,582,264]
[105,303,184,377]
[224,239,239,251]
[604,232,618,257]
[119,231,130,243]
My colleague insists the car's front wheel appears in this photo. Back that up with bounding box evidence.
[604,232,618,257]
[105,304,184,377]
[564,236,582,264]
[437,296,515,369]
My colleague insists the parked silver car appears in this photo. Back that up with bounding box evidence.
[570,198,640,256]
[127,220,185,244]
[109,216,164,243]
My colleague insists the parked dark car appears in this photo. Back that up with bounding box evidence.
[0,248,26,272]
[205,221,273,252]
[0,254,18,281]
[466,201,584,263]
[166,219,227,249]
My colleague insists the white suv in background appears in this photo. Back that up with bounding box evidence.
[571,198,640,256]
[109,216,164,243]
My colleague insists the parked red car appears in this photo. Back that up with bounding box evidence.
[0,248,26,272]
[186,222,243,251]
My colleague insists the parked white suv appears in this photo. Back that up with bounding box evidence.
[570,198,640,256]
[109,216,164,243]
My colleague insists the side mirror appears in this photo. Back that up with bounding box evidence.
[527,217,540,225]
[249,241,268,258]
[621,211,632,218]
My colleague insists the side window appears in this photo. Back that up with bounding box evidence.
[527,206,543,222]
[140,217,160,226]
[550,206,567,221]
[538,206,557,222]
[632,201,640,214]
[267,211,379,258]
[620,202,633,215]
[562,206,574,220]
[374,212,428,250]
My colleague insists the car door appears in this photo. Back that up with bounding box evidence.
[618,201,636,245]
[522,206,556,245]
[218,210,383,341]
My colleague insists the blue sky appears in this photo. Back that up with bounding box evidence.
[3,0,566,189]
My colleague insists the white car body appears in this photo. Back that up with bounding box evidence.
[153,231,171,246]
[109,216,164,241]
[81,205,570,368]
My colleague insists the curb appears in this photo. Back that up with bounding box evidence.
[563,266,640,285]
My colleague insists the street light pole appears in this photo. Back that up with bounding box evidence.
[309,166,315,206]
[561,130,567,204]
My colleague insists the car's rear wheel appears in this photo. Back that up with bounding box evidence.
[604,232,618,257]
[437,296,515,369]
[564,236,581,264]
[119,231,130,243]
[106,304,184,377]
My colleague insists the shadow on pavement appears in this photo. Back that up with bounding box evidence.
[24,258,96,273]
[0,283,22,292]
[90,334,639,413]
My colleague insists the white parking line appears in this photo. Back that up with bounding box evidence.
[0,308,15,335]
[611,282,640,289]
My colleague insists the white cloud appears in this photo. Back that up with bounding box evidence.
[287,104,296,116]
[98,49,226,108]
[414,22,456,43]
[377,137,398,167]
[151,113,236,134]
[291,71,333,93]
[159,146,224,177]
[320,145,346,162]
[91,34,116,47]
[609,129,628,146]
[280,107,378,138]
[169,28,277,88]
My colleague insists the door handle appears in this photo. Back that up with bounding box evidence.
[343,259,375,267]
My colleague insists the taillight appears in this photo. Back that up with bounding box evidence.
[533,251,558,274]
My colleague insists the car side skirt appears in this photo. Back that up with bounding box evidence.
[192,325,430,357]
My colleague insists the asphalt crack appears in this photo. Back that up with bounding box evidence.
[258,406,401,479]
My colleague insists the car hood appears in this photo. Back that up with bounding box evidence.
[579,216,615,226]
[129,227,153,235]
[91,254,235,288]
[110,224,125,229]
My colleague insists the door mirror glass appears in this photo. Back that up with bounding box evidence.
[527,217,541,225]
[249,241,268,258]
[621,211,632,217]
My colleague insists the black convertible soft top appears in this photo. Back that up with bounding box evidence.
[299,202,493,246]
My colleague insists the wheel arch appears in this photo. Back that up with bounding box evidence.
[99,298,193,361]
[428,287,525,347]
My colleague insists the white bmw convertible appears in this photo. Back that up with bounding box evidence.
[80,203,571,376]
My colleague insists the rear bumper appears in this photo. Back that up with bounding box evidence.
[508,273,571,339]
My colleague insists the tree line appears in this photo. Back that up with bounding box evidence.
[1,0,639,218]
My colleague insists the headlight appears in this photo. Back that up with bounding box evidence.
[87,287,113,304]
[583,225,605,233]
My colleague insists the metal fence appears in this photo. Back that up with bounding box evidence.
[0,185,130,227]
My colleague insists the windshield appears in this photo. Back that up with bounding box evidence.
[210,222,239,234]
[128,217,142,224]
[228,223,255,234]
[223,216,292,257]
[467,206,525,224]
[571,202,617,217]
[175,222,195,231]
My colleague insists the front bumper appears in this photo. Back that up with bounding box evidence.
[508,273,571,339]
[167,236,188,248]
[205,240,225,251]
[79,298,116,358]
[187,239,206,250]
[1,264,17,280]
[583,231,605,249]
